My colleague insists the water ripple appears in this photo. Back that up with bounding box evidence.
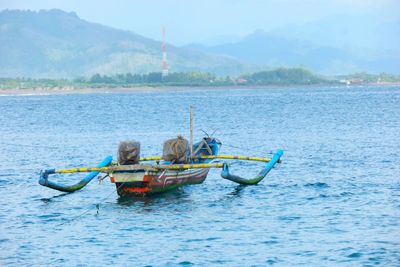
[0,86,399,265]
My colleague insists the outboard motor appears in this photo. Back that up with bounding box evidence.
[118,140,140,165]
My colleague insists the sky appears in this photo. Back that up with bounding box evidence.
[1,0,399,44]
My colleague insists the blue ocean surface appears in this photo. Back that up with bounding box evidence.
[0,86,399,266]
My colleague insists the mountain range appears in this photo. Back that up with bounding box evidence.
[0,9,253,78]
[186,15,400,75]
[0,9,399,78]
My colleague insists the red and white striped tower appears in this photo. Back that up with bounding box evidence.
[162,27,169,77]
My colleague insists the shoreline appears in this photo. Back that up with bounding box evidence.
[1,83,399,96]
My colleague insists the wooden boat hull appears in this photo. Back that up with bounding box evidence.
[110,168,210,196]
[110,138,221,196]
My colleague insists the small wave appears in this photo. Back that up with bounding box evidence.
[185,237,221,243]
[38,212,63,222]
[179,261,194,266]
[262,240,279,245]
[348,252,362,258]
[304,182,329,189]
[265,257,281,265]
[278,215,301,221]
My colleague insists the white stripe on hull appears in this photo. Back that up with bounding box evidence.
[110,168,209,183]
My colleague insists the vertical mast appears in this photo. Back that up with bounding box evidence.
[162,27,169,77]
[190,105,193,158]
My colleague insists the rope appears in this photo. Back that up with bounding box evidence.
[57,181,127,226]
[98,174,109,184]
[223,143,274,155]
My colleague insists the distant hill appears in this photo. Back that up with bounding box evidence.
[270,15,400,74]
[186,16,400,75]
[271,15,400,55]
[0,9,253,78]
[186,30,354,74]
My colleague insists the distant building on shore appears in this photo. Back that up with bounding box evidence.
[339,78,364,85]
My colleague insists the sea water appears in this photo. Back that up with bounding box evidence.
[0,86,399,266]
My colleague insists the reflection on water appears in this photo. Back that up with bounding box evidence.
[220,184,247,201]
[116,187,191,208]
[40,192,71,203]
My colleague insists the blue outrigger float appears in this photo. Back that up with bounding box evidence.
[39,108,283,196]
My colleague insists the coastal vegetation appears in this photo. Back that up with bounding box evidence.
[1,68,399,90]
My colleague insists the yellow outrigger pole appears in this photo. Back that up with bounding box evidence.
[139,155,272,163]
[53,162,225,174]
[42,153,273,182]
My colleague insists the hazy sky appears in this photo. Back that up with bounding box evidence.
[1,0,399,44]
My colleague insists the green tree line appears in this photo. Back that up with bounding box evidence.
[1,68,399,89]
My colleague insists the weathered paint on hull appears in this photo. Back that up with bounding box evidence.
[110,168,210,196]
[110,137,221,196]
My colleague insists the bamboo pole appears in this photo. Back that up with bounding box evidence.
[198,155,271,162]
[139,155,272,163]
[189,105,193,158]
[52,163,225,174]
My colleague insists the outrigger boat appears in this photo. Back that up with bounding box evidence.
[39,108,283,196]
[111,137,222,196]
[39,137,283,196]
